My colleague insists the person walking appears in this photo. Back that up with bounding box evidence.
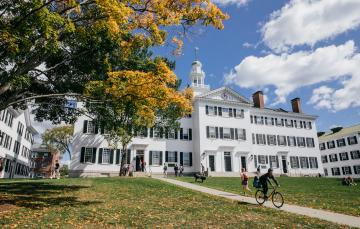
[163,163,168,177]
[179,165,184,176]
[240,168,251,195]
[174,164,179,177]
[54,160,60,179]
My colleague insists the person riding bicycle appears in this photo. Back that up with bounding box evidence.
[259,168,280,199]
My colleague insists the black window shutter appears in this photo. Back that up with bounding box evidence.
[263,134,266,145]
[233,109,237,117]
[220,127,223,139]
[266,155,269,164]
[243,129,246,140]
[116,149,121,164]
[235,129,238,140]
[350,151,354,159]
[189,152,192,166]
[144,128,148,137]
[110,150,114,164]
[150,128,153,138]
[126,149,131,164]
[215,127,219,138]
[149,151,153,165]
[214,106,218,115]
[229,108,233,117]
[175,151,178,162]
[92,148,97,163]
[230,128,234,139]
[218,107,222,116]
[254,155,257,168]
[95,124,99,134]
[189,129,192,140]
[256,134,259,144]
[287,136,290,146]
[101,125,105,135]
[206,126,210,138]
[175,129,178,139]
[206,105,209,115]
[83,121,88,133]
[180,152,183,165]
[342,167,345,175]
[98,148,103,164]
[165,127,169,139]
[180,128,183,139]
[160,151,163,165]
[165,151,169,162]
[277,135,280,145]
[80,147,85,163]
[160,127,164,138]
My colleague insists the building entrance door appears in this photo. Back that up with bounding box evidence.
[224,152,232,172]
[135,150,144,172]
[209,155,215,172]
[281,156,288,173]
[240,156,247,171]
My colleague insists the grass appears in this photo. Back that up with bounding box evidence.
[175,176,360,216]
[0,177,349,228]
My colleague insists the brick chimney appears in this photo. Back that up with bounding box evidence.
[252,91,264,109]
[291,98,302,113]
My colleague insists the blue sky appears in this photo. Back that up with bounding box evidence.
[154,0,360,132]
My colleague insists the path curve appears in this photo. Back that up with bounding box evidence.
[154,177,360,228]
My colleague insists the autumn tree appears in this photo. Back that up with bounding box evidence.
[42,125,74,159]
[0,0,228,124]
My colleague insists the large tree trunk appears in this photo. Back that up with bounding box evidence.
[119,144,128,176]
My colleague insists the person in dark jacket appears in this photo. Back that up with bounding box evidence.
[259,168,279,198]
[174,164,179,177]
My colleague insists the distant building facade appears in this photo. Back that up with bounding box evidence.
[319,125,360,178]
[0,108,37,178]
[30,145,60,178]
[70,60,323,177]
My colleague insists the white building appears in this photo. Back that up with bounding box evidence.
[319,125,360,178]
[0,108,38,178]
[70,60,323,177]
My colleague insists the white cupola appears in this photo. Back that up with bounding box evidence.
[189,48,210,96]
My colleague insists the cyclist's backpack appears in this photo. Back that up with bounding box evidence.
[253,176,261,188]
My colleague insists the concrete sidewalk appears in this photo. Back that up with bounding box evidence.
[155,177,360,228]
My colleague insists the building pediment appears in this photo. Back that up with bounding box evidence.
[197,87,252,105]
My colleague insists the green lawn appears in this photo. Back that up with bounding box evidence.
[175,176,360,216]
[0,178,349,228]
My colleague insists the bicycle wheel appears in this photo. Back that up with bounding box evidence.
[272,192,284,208]
[255,190,266,205]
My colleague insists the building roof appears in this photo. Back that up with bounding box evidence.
[319,124,360,142]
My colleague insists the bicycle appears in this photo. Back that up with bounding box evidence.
[255,185,284,208]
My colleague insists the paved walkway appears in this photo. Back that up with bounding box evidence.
[155,177,360,228]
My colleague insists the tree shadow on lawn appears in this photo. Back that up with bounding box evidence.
[0,181,101,210]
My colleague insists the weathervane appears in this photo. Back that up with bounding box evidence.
[194,47,199,60]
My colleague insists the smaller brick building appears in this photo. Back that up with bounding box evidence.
[30,145,60,178]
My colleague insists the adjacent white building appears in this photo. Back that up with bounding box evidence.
[70,60,323,177]
[319,125,360,178]
[0,108,38,178]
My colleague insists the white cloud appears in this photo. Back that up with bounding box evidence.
[242,42,254,48]
[262,0,360,52]
[212,0,250,7]
[225,40,360,111]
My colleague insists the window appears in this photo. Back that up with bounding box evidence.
[87,121,96,134]
[222,108,230,117]
[84,148,94,163]
[254,116,264,125]
[167,129,176,139]
[206,106,217,116]
[327,141,335,149]
[17,122,24,136]
[285,119,293,128]
[180,128,191,140]
[319,143,326,150]
[297,137,306,147]
[275,118,283,126]
[102,148,111,164]
[153,128,162,138]
[329,153,338,162]
[307,121,312,129]
[342,166,352,175]
[339,152,349,161]
[354,165,360,174]
[347,136,358,145]
[300,157,309,169]
[336,138,346,147]
[3,111,14,127]
[166,151,177,163]
[290,156,299,169]
[306,138,315,148]
[321,155,328,163]
[236,129,246,141]
[208,126,216,139]
[288,136,296,147]
[150,151,162,166]
[267,135,277,145]
[223,128,231,139]
[258,155,267,164]
[256,134,266,145]
[309,157,318,169]
[350,150,360,160]
[269,156,279,168]
[277,135,287,146]
[234,109,244,118]
[182,152,192,166]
